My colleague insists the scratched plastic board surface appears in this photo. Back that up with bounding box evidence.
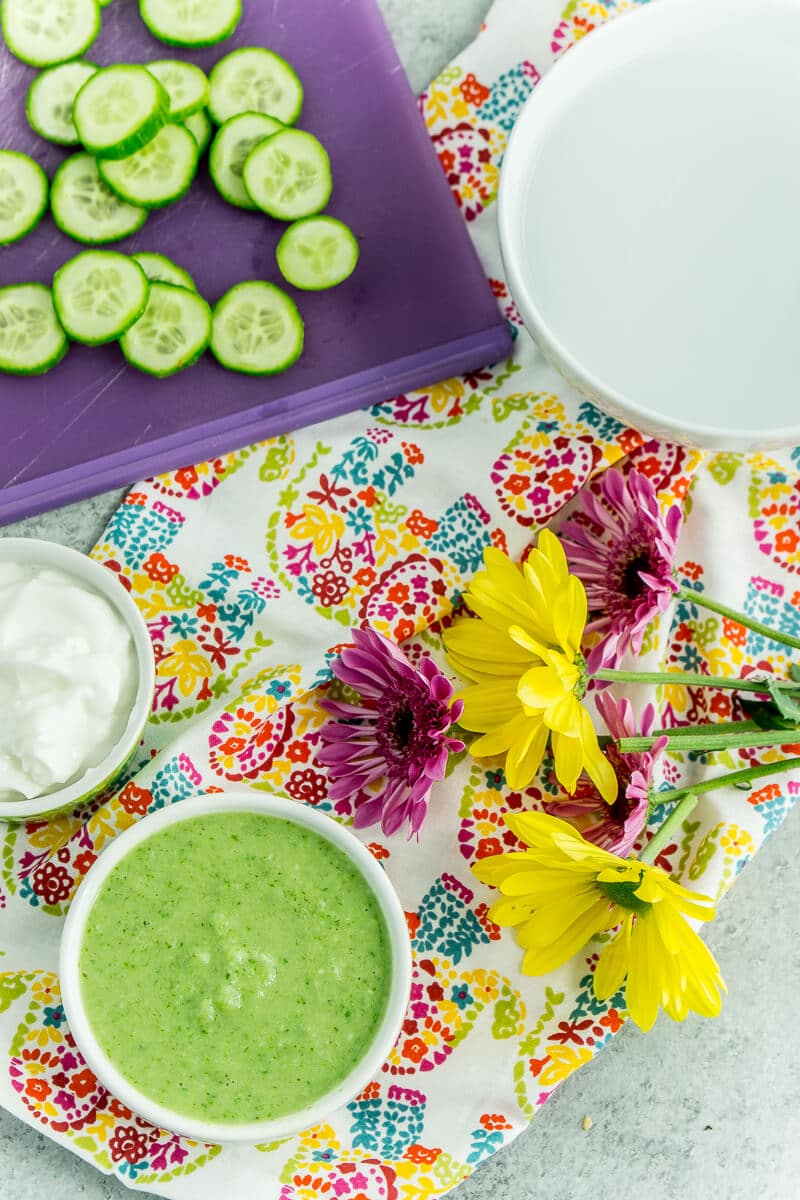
[0,0,511,524]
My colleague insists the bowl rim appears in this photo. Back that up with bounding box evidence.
[59,790,413,1144]
[497,0,800,451]
[0,538,155,820]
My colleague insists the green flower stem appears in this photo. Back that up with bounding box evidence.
[651,755,800,808]
[677,586,800,652]
[639,794,698,865]
[618,728,800,753]
[592,667,800,694]
[650,720,760,739]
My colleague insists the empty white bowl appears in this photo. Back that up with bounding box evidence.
[499,0,800,450]
[0,538,155,821]
[59,791,412,1143]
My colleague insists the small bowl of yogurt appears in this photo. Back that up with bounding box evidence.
[0,538,155,821]
[59,791,412,1143]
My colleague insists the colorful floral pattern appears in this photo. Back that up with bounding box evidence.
[1,3,798,1198]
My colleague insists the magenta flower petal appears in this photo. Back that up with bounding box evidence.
[319,626,463,839]
[560,467,682,671]
[545,693,667,856]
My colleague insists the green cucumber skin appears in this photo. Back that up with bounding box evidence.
[26,60,99,147]
[74,74,170,160]
[276,217,360,292]
[145,61,209,120]
[138,0,242,48]
[121,283,211,378]
[50,157,148,245]
[1,0,101,69]
[0,152,49,246]
[98,142,198,210]
[0,339,69,376]
[0,284,69,376]
[210,283,304,376]
[52,254,149,345]
[208,47,303,126]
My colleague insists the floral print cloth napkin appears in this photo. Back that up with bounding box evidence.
[2,1,800,1196]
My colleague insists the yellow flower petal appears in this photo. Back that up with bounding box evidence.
[624,913,662,1032]
[504,720,549,790]
[551,728,584,794]
[472,851,535,886]
[488,894,536,926]
[594,915,632,1000]
[520,898,617,976]
[553,575,588,661]
[517,663,578,710]
[470,711,542,759]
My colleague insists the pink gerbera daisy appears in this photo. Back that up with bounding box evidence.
[545,693,668,857]
[318,626,464,838]
[560,467,682,670]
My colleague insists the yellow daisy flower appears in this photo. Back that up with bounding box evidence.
[473,811,726,1032]
[444,531,616,800]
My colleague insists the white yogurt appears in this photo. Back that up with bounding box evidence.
[0,561,138,802]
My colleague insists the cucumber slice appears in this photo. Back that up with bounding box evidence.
[98,122,198,208]
[146,59,209,120]
[133,251,196,291]
[26,61,98,146]
[53,250,149,345]
[0,152,49,247]
[208,47,302,126]
[0,284,68,376]
[182,108,213,155]
[73,65,169,160]
[210,281,303,376]
[138,0,241,48]
[209,112,283,209]
[242,129,331,221]
[51,153,148,243]
[121,282,211,376]
[277,216,359,291]
[1,0,100,68]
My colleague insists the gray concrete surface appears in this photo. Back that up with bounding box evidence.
[2,1,799,1197]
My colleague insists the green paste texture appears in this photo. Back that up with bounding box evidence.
[79,812,392,1123]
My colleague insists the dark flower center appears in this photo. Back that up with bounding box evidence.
[391,704,415,749]
[620,550,653,600]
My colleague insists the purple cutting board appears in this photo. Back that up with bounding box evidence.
[0,0,511,525]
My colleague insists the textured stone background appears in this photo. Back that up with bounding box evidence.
[2,2,799,1196]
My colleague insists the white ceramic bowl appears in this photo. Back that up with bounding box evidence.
[499,0,800,450]
[59,790,413,1144]
[0,538,155,821]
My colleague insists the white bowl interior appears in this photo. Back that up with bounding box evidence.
[499,0,800,449]
[0,538,155,820]
[59,791,412,1144]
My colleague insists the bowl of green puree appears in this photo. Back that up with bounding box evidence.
[59,791,412,1143]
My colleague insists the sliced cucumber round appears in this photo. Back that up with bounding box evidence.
[146,59,209,120]
[139,0,241,48]
[1,0,100,68]
[0,284,68,376]
[121,282,211,376]
[208,46,303,126]
[51,153,148,244]
[182,108,213,155]
[98,122,198,209]
[209,112,283,209]
[0,152,49,247]
[73,65,169,160]
[277,216,359,291]
[53,250,149,345]
[242,129,331,221]
[211,281,303,376]
[133,251,196,291]
[26,60,98,147]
